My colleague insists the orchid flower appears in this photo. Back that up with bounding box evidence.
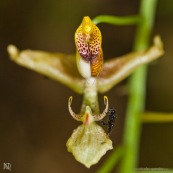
[7,16,164,168]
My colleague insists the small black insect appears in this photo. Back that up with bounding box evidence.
[100,108,116,136]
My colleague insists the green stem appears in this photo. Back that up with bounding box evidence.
[92,15,142,25]
[141,112,173,123]
[119,0,157,173]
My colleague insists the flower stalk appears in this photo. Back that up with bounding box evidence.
[119,0,158,173]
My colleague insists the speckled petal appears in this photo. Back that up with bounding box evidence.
[75,16,103,78]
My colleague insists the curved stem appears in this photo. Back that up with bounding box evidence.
[92,15,142,25]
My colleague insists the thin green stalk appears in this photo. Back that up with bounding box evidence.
[141,112,173,123]
[119,1,157,173]
[92,15,142,25]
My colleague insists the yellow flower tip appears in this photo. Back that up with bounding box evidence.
[7,44,19,60]
[68,96,82,121]
[68,96,73,104]
[154,35,164,52]
[104,96,108,105]
[93,96,109,121]
[82,16,92,23]
[82,16,93,35]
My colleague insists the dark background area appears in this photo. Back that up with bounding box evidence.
[0,0,173,172]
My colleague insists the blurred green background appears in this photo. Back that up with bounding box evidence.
[0,0,173,172]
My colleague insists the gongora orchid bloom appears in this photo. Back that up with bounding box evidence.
[7,16,164,168]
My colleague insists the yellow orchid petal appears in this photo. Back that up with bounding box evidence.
[75,16,103,78]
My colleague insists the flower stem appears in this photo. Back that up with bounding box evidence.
[92,15,142,25]
[119,0,158,173]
